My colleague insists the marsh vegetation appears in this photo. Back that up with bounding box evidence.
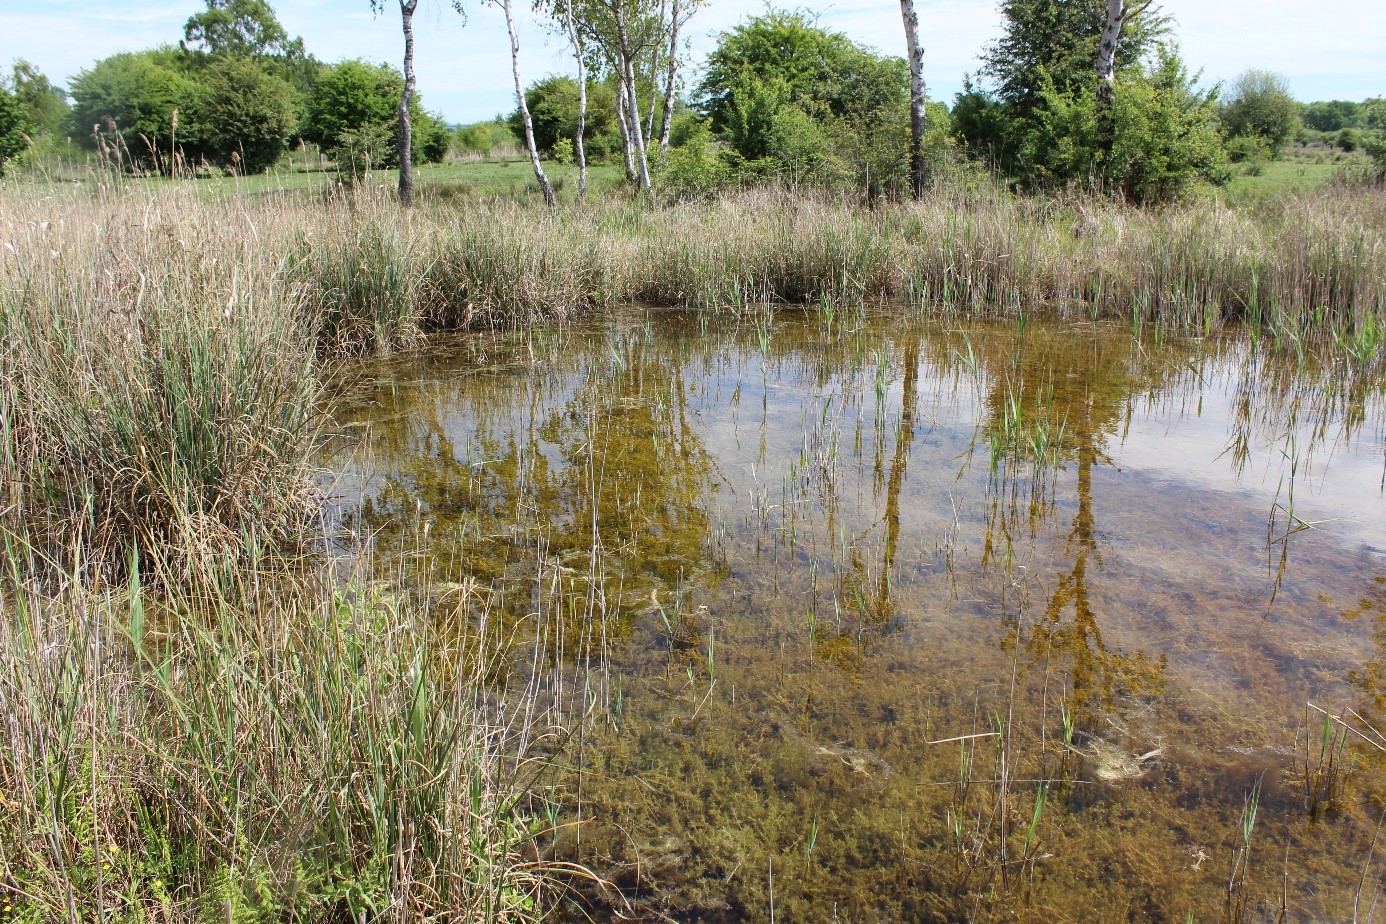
[1,177,1385,922]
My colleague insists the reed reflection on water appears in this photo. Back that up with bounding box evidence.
[328,309,1386,923]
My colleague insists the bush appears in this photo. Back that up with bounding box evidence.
[1219,69,1300,156]
[655,120,739,200]
[186,54,296,173]
[1018,46,1225,203]
[508,76,620,159]
[304,59,441,168]
[68,49,197,171]
[0,87,29,176]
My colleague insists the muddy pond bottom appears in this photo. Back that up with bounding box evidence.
[328,309,1386,923]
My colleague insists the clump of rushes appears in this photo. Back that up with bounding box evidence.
[0,543,560,924]
[0,195,320,581]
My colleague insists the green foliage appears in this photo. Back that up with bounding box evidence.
[415,110,451,164]
[183,0,305,58]
[1016,46,1224,203]
[957,0,1170,181]
[68,49,197,167]
[305,59,398,151]
[696,10,918,193]
[333,122,395,181]
[1365,131,1386,178]
[1219,69,1301,155]
[507,75,619,158]
[1224,133,1271,164]
[5,60,69,137]
[655,128,737,200]
[0,86,29,176]
[1362,98,1386,132]
[1302,99,1360,132]
[304,59,439,168]
[455,117,519,156]
[1336,127,1361,152]
[187,55,297,173]
[698,10,908,134]
[980,0,1167,114]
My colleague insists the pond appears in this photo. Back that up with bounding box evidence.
[327,308,1386,923]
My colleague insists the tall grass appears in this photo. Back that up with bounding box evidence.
[0,195,320,580]
[0,541,563,924]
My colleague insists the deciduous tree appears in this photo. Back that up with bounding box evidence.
[1219,69,1300,156]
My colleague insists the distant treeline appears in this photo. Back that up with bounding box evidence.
[2,0,1384,200]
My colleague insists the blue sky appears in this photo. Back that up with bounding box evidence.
[1,0,1383,124]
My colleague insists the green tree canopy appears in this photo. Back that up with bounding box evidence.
[304,59,446,167]
[952,0,1166,164]
[68,49,197,163]
[1218,69,1300,154]
[6,60,69,137]
[183,0,305,59]
[186,54,297,172]
[696,10,908,134]
[0,86,31,176]
[1017,45,1223,203]
[980,0,1167,115]
[507,76,620,158]
[1301,99,1360,133]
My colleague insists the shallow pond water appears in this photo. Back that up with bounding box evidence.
[328,309,1386,923]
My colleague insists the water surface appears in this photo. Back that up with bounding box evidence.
[328,310,1386,922]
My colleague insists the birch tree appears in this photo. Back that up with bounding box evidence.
[559,0,589,199]
[567,0,696,190]
[371,0,419,204]
[898,0,926,198]
[1094,0,1153,159]
[498,0,558,207]
[657,0,697,153]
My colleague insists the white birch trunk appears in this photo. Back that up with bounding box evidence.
[624,56,652,191]
[658,0,682,154]
[615,77,637,183]
[644,0,666,144]
[397,0,418,205]
[501,0,557,208]
[561,0,588,200]
[611,1,651,192]
[1094,0,1127,164]
[898,0,927,199]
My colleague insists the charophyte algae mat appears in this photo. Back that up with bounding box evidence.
[326,308,1386,923]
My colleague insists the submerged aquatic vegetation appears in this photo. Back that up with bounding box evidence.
[327,311,1386,923]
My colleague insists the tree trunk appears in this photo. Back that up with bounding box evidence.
[613,4,652,192]
[898,0,926,199]
[562,0,588,200]
[623,57,652,191]
[645,0,665,144]
[615,78,637,183]
[397,0,418,205]
[1094,0,1124,162]
[501,0,557,208]
[658,0,681,154]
